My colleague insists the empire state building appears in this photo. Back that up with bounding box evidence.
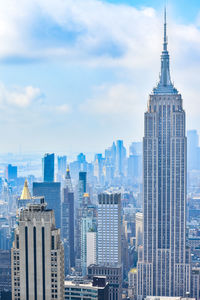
[137,11,190,299]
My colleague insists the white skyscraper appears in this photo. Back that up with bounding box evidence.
[97,193,121,265]
[11,199,64,300]
[137,11,190,299]
[81,217,94,276]
[87,231,97,267]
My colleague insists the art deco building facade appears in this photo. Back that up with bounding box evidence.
[137,12,190,298]
[11,200,64,300]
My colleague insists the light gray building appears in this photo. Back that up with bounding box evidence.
[11,199,64,300]
[97,193,121,265]
[137,11,190,298]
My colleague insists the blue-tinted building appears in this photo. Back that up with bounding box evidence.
[42,153,54,182]
[5,164,17,181]
[58,156,67,177]
[33,182,61,228]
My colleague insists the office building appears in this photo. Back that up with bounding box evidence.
[75,172,87,265]
[94,154,104,185]
[5,164,17,182]
[81,217,94,276]
[137,12,190,298]
[0,250,11,295]
[78,172,87,206]
[58,156,67,178]
[116,140,126,177]
[135,212,143,250]
[88,264,122,300]
[11,199,64,300]
[61,168,75,275]
[87,231,97,267]
[64,276,109,300]
[129,142,142,156]
[97,193,121,265]
[191,269,200,300]
[0,218,11,250]
[128,268,137,300]
[33,182,61,228]
[42,153,54,182]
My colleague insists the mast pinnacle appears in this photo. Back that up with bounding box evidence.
[163,7,167,51]
[152,8,178,94]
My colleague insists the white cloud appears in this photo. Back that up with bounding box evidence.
[54,104,71,114]
[80,84,144,116]
[0,83,41,108]
[0,0,200,151]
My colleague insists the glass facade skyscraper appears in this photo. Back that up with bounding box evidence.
[33,182,61,228]
[137,11,190,298]
[42,153,54,182]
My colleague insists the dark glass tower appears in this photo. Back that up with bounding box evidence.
[137,11,190,298]
[42,153,54,182]
[33,182,61,228]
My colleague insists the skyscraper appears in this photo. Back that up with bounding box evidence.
[57,156,67,182]
[5,164,17,182]
[75,172,87,264]
[11,199,64,300]
[137,11,190,298]
[86,231,97,267]
[42,153,54,182]
[116,140,126,177]
[58,156,67,175]
[78,171,87,202]
[97,193,121,265]
[81,217,94,276]
[61,167,75,274]
[33,182,61,228]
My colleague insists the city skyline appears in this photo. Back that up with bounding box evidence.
[1,2,200,300]
[0,1,200,153]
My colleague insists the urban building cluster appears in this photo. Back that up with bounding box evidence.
[0,11,199,300]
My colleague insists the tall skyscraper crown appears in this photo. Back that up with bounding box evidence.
[153,8,178,94]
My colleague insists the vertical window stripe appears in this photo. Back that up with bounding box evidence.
[25,226,29,300]
[33,227,37,300]
[42,227,45,300]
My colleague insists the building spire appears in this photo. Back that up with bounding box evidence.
[20,179,31,200]
[153,8,178,94]
[163,6,167,51]
[64,166,73,192]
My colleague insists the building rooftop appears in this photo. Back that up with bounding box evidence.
[64,279,106,290]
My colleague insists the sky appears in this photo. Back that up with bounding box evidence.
[1,0,200,156]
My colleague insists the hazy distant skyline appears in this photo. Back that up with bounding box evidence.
[1,0,200,153]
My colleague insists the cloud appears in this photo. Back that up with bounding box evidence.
[80,83,144,116]
[54,104,71,114]
[0,0,164,66]
[0,0,199,72]
[0,0,200,152]
[0,83,42,108]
